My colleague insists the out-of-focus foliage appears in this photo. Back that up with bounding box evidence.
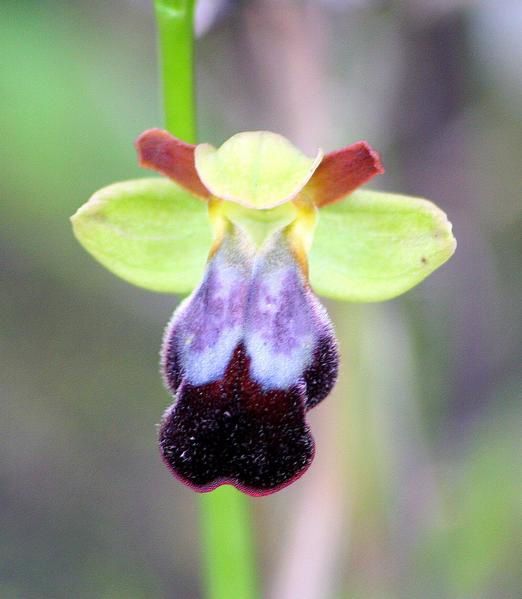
[1,1,520,598]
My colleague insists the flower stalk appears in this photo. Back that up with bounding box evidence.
[154,0,197,142]
[200,487,259,599]
[152,1,259,597]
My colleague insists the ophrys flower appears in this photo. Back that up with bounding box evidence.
[72,130,455,495]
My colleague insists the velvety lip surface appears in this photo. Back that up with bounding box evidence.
[159,343,315,496]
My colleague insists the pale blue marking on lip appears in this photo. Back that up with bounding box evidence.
[162,225,336,391]
[243,233,334,390]
[162,228,254,386]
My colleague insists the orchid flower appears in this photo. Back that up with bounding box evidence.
[71,130,455,495]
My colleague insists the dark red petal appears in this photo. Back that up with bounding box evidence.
[304,141,384,207]
[159,343,315,496]
[135,129,210,198]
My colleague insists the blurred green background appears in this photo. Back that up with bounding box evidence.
[1,1,520,597]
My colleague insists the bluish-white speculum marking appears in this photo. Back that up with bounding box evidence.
[163,228,253,386]
[162,225,335,391]
[244,232,334,389]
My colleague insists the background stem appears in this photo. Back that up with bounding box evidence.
[153,2,258,597]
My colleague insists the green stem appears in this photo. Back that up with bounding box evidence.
[154,0,197,142]
[152,3,258,598]
[200,487,259,599]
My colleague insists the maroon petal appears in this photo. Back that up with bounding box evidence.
[159,344,315,496]
[135,129,210,198]
[304,141,384,207]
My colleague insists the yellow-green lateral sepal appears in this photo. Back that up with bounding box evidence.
[195,131,323,209]
[71,178,211,294]
[310,190,456,302]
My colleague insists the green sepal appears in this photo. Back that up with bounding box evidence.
[195,131,323,209]
[309,190,456,302]
[71,178,211,294]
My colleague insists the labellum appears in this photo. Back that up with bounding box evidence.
[159,201,339,495]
